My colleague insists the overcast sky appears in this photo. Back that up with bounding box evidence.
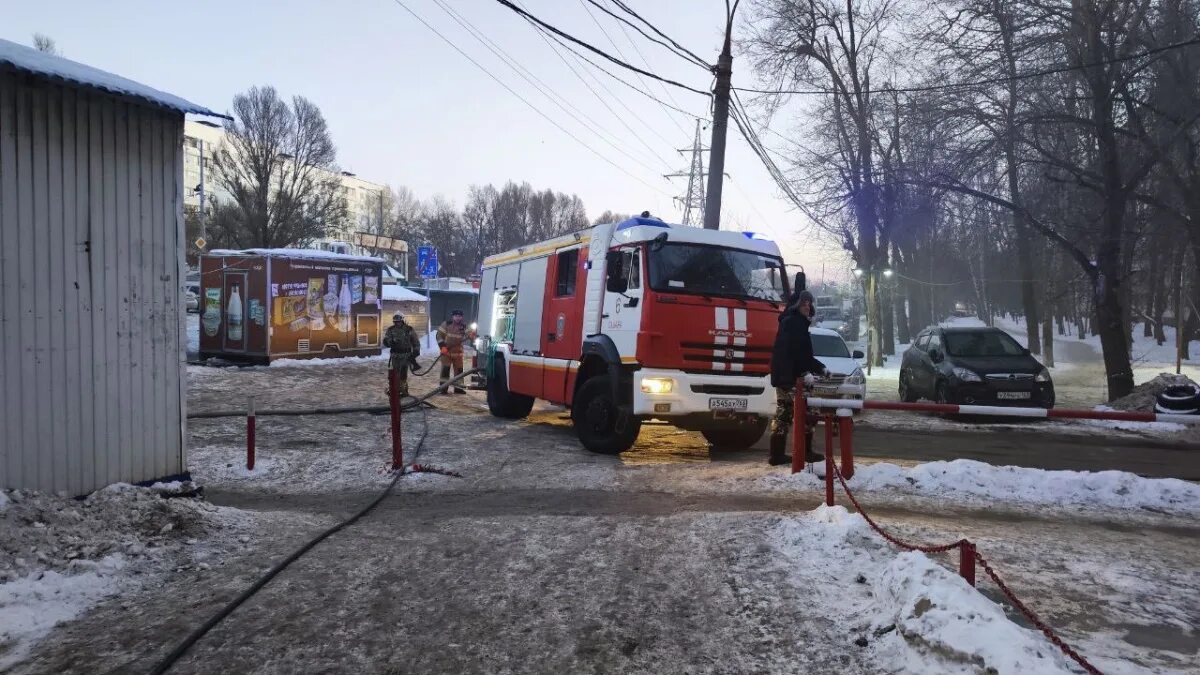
[5,0,852,281]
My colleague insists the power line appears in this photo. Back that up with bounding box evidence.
[582,0,711,69]
[491,0,712,96]
[430,0,673,174]
[728,93,828,235]
[606,0,713,70]
[734,36,1200,96]
[579,0,691,137]
[531,19,706,120]
[390,0,672,196]
[599,0,694,136]
[524,10,681,152]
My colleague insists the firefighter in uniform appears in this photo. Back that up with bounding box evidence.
[436,309,476,394]
[767,290,828,466]
[383,312,420,397]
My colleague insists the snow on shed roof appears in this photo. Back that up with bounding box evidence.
[381,284,426,302]
[0,38,227,118]
[208,248,385,264]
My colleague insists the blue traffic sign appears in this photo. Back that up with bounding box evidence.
[417,245,439,279]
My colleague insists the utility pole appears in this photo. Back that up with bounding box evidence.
[197,138,206,247]
[665,119,708,226]
[703,4,737,230]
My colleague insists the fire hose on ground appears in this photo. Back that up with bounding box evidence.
[150,371,479,674]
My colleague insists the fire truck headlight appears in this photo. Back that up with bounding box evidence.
[640,377,675,395]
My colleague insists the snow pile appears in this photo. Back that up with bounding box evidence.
[770,460,1200,514]
[269,353,388,368]
[1104,373,1198,411]
[772,506,1076,674]
[870,552,1074,674]
[0,484,254,667]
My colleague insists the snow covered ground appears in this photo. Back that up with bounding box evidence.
[0,483,306,670]
[771,506,1079,674]
[766,459,1200,515]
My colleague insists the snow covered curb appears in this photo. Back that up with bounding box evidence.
[774,506,1077,674]
[766,459,1200,514]
[0,484,260,669]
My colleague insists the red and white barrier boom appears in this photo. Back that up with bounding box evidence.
[804,398,1200,425]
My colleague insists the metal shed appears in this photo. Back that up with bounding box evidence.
[0,38,223,495]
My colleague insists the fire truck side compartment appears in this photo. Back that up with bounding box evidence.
[513,257,548,354]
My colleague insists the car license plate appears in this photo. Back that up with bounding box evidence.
[996,391,1031,400]
[814,386,838,396]
[709,397,749,411]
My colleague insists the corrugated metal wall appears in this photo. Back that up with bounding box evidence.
[0,69,186,495]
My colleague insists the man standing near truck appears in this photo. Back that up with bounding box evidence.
[436,309,475,395]
[768,290,828,466]
[383,312,420,397]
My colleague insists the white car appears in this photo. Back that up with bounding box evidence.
[185,284,200,313]
[808,327,866,400]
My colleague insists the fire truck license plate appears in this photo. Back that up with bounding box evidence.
[709,397,749,411]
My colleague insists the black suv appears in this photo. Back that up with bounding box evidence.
[899,326,1055,408]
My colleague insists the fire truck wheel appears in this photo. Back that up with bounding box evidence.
[486,356,535,419]
[701,420,768,451]
[572,375,642,454]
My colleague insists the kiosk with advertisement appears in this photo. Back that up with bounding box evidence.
[199,249,384,363]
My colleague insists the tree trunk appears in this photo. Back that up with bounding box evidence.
[1042,254,1055,367]
[1007,143,1041,354]
[865,275,884,368]
[894,282,911,345]
[1152,248,1168,344]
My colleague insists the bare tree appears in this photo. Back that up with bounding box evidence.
[32,33,59,55]
[748,0,899,366]
[210,86,348,249]
[592,210,633,225]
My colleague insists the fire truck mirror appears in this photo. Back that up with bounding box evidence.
[605,251,628,294]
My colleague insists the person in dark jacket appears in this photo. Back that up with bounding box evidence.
[767,290,828,466]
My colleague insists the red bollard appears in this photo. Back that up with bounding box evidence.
[246,396,256,471]
[791,379,807,474]
[824,414,835,506]
[838,409,854,480]
[389,369,403,470]
[959,541,976,586]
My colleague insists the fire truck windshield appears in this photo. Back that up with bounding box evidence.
[648,243,787,302]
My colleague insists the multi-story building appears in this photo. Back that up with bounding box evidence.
[182,120,387,242]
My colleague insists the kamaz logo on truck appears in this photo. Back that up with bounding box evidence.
[709,329,752,339]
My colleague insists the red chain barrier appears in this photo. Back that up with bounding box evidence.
[975,551,1104,675]
[827,460,1104,675]
[829,460,964,554]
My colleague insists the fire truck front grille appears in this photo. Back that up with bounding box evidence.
[690,384,766,396]
[680,342,771,353]
[681,354,770,365]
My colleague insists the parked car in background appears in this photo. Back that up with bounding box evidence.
[185,283,200,313]
[899,326,1054,407]
[809,327,866,400]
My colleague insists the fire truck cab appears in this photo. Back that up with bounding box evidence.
[476,215,789,454]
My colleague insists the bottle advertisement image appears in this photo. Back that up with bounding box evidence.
[227,284,243,342]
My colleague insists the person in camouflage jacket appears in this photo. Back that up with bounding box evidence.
[383,312,421,397]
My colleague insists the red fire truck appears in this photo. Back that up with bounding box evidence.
[476,215,790,454]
